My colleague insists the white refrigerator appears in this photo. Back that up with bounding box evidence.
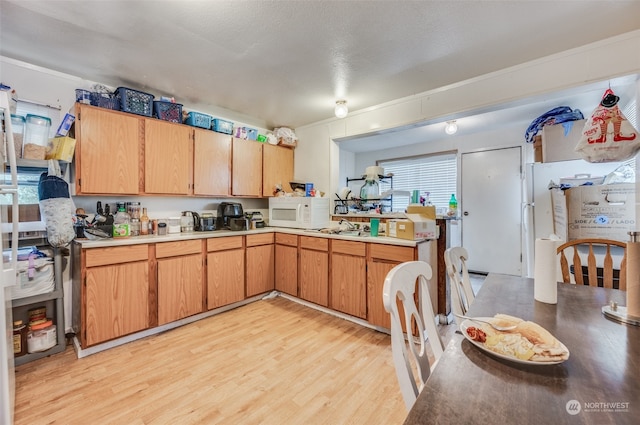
[1,89,20,425]
[525,159,627,276]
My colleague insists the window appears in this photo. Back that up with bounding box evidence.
[379,152,457,212]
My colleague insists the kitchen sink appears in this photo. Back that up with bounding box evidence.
[306,228,369,237]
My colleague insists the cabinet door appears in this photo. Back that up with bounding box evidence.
[299,248,329,306]
[157,253,204,325]
[232,138,263,196]
[275,244,297,296]
[263,144,294,197]
[75,104,140,194]
[85,261,149,346]
[366,260,398,329]
[207,249,245,309]
[246,244,275,297]
[331,253,367,319]
[194,129,232,196]
[144,119,192,195]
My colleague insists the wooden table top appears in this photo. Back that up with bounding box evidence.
[404,273,640,425]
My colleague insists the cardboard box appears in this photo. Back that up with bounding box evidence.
[551,183,635,242]
[541,119,585,163]
[387,205,437,240]
[45,136,76,162]
[533,135,542,163]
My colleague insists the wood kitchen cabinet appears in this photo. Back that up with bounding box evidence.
[330,240,367,319]
[193,129,232,196]
[144,119,193,195]
[207,236,245,309]
[367,244,415,329]
[74,104,141,194]
[246,233,275,297]
[232,138,263,196]
[75,244,151,347]
[299,236,329,306]
[262,144,294,197]
[275,233,298,296]
[156,240,204,325]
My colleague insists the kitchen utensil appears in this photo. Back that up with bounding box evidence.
[84,228,111,240]
[454,315,518,331]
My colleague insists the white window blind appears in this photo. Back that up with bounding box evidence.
[379,153,457,212]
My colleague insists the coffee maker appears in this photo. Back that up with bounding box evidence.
[216,202,245,230]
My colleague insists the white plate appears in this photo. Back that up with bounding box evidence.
[460,318,569,365]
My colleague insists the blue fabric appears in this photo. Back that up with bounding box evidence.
[524,107,584,144]
[38,172,70,200]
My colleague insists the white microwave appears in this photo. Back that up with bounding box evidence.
[268,197,330,229]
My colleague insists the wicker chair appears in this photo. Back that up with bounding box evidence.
[556,238,627,290]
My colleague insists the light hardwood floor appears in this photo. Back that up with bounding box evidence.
[14,296,461,425]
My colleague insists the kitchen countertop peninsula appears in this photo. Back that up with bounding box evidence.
[73,226,429,248]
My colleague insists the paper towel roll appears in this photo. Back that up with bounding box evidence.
[627,239,640,317]
[534,238,559,304]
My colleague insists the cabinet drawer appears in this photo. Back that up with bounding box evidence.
[332,240,366,256]
[300,236,329,251]
[369,244,414,263]
[85,245,149,268]
[246,233,274,247]
[207,236,244,252]
[156,239,202,258]
[275,233,298,247]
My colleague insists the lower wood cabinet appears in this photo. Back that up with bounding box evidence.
[366,244,415,329]
[330,240,367,319]
[275,233,298,296]
[79,245,151,347]
[246,233,275,297]
[207,236,245,309]
[156,240,204,325]
[299,236,329,306]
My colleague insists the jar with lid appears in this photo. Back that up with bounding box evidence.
[10,114,25,159]
[112,202,131,237]
[27,319,57,353]
[13,320,27,357]
[23,114,51,160]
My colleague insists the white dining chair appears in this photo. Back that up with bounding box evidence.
[382,261,444,411]
[444,246,476,321]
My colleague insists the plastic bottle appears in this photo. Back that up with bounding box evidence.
[448,194,458,217]
[112,202,131,237]
[140,208,149,235]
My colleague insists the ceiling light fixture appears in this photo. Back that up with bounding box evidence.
[335,100,348,119]
[445,120,458,135]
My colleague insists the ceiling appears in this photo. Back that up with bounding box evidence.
[1,0,640,133]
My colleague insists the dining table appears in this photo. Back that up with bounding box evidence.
[403,273,640,425]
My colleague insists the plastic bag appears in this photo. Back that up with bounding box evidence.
[574,89,639,163]
[524,106,584,144]
[38,160,76,247]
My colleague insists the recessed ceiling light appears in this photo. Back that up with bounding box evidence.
[445,120,458,135]
[335,100,348,119]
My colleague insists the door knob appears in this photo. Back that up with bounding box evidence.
[463,211,469,216]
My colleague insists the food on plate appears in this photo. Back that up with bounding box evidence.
[466,326,486,343]
[470,314,570,362]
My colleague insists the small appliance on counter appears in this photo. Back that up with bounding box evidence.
[246,211,265,229]
[268,197,330,229]
[196,213,216,231]
[216,202,244,230]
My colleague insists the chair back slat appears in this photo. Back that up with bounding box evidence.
[557,238,627,289]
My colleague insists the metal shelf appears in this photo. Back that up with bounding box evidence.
[339,175,394,212]
[12,247,66,366]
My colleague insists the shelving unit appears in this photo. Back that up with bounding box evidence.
[12,247,66,366]
[337,175,394,213]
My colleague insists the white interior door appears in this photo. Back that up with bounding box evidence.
[461,147,522,275]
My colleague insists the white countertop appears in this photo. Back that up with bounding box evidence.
[74,226,428,248]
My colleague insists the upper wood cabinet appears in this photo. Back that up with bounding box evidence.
[193,129,232,196]
[75,104,141,195]
[262,144,294,197]
[144,119,193,195]
[232,138,263,196]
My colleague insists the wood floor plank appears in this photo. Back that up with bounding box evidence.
[14,296,455,425]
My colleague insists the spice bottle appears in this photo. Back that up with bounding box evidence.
[13,320,27,357]
[140,208,149,235]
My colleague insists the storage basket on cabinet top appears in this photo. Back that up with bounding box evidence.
[153,101,183,123]
[185,111,212,129]
[115,87,154,117]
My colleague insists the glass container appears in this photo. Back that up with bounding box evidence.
[23,114,51,160]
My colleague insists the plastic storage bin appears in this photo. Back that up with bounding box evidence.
[212,118,233,134]
[115,87,154,116]
[245,127,258,141]
[185,111,212,129]
[75,89,92,104]
[153,101,183,123]
[90,91,120,111]
[23,114,51,160]
[10,114,25,158]
[27,320,57,353]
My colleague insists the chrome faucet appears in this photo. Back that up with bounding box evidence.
[339,219,357,230]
